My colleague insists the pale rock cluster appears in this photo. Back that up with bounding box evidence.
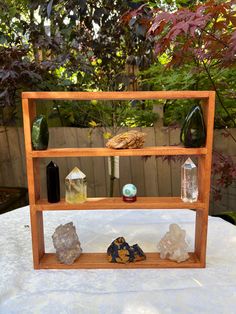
[158,223,190,263]
[52,222,82,265]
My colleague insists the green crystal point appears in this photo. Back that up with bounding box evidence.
[180,105,206,148]
[31,115,49,150]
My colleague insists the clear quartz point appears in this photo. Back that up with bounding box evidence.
[65,167,87,204]
[181,157,198,203]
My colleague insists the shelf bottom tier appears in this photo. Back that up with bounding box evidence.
[38,252,203,269]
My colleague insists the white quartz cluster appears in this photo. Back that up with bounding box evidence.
[158,223,190,263]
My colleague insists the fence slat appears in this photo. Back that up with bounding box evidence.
[64,127,82,184]
[77,128,95,197]
[169,128,181,197]
[91,128,108,197]
[6,128,26,187]
[129,128,145,196]
[0,127,14,187]
[155,127,172,196]
[117,127,131,197]
[142,127,158,196]
[17,128,27,187]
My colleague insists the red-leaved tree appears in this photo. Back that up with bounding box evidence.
[122,1,236,205]
[122,0,236,127]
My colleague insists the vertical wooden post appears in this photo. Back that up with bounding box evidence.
[22,98,45,269]
[195,92,215,265]
[195,210,208,266]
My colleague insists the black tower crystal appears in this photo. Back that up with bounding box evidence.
[47,161,60,203]
[180,104,206,148]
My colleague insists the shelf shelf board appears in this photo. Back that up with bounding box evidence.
[39,252,202,269]
[34,197,205,211]
[30,146,207,158]
[22,90,213,100]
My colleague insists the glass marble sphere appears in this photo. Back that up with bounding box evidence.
[122,184,137,197]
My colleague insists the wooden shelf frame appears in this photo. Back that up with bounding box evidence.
[30,146,207,158]
[34,197,205,211]
[39,252,202,269]
[22,90,212,100]
[22,91,215,269]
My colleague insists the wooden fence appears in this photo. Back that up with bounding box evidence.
[0,126,235,214]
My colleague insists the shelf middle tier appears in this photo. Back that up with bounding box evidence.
[31,146,207,158]
[34,197,205,211]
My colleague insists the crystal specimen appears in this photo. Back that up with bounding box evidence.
[180,104,206,148]
[31,115,49,150]
[107,237,146,263]
[181,157,198,202]
[106,130,146,149]
[52,222,82,265]
[158,224,190,263]
[65,167,87,204]
[46,161,60,203]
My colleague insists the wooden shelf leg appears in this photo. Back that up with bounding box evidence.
[22,98,45,268]
[195,210,208,267]
[30,210,45,269]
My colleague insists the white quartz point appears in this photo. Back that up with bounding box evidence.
[65,167,87,204]
[66,167,86,180]
[181,157,198,203]
[158,223,190,263]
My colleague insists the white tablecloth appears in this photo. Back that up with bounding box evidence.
[1,206,236,314]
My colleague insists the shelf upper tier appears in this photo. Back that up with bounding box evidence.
[34,197,205,210]
[22,91,214,100]
[30,146,207,157]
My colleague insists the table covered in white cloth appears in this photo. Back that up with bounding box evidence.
[1,206,236,314]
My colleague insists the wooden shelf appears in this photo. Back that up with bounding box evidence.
[34,197,205,211]
[22,90,213,100]
[39,252,203,269]
[22,90,215,269]
[31,146,207,158]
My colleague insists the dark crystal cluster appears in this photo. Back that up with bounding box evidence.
[107,237,146,263]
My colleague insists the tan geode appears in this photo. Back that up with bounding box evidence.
[106,130,146,149]
[52,222,82,265]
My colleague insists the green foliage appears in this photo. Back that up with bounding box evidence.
[140,62,236,127]
[0,0,235,129]
[120,101,159,127]
[45,100,158,128]
[0,0,156,127]
[124,0,236,128]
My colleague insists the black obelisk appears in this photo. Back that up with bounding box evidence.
[47,161,60,203]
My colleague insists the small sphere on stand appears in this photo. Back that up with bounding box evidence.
[122,184,137,202]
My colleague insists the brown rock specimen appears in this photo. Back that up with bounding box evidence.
[52,222,82,265]
[106,130,146,149]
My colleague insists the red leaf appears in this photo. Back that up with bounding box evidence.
[120,11,133,24]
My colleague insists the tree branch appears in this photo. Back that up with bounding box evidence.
[202,60,236,128]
